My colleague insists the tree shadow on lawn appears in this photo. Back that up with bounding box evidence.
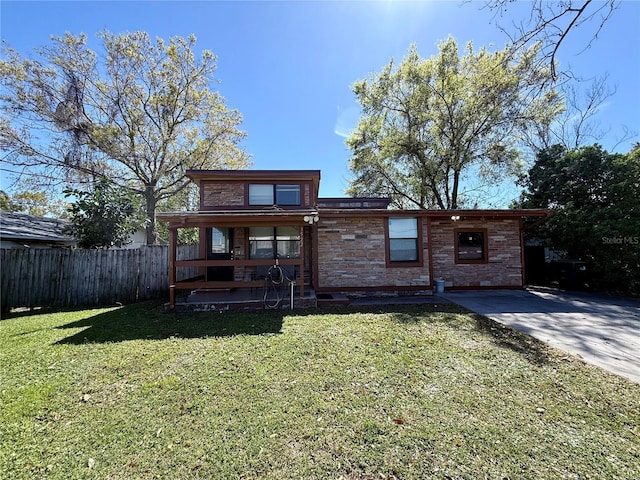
[472,312,552,365]
[55,301,286,344]
[54,301,553,366]
[386,304,552,366]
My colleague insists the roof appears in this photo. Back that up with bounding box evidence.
[157,207,549,228]
[186,169,321,185]
[0,212,76,245]
[318,208,550,218]
[318,197,393,209]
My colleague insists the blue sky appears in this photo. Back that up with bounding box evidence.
[1,0,639,204]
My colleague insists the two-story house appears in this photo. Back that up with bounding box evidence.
[157,169,548,309]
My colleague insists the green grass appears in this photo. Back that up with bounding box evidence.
[1,302,639,479]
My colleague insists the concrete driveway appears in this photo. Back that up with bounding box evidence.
[439,287,640,384]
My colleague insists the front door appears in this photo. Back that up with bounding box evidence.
[207,227,234,281]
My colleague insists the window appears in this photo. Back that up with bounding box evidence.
[249,226,300,259]
[249,184,274,205]
[249,184,301,206]
[249,227,274,258]
[455,229,488,263]
[210,227,230,254]
[276,227,301,258]
[387,217,419,264]
[276,185,300,205]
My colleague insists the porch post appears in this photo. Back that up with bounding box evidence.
[299,225,305,298]
[168,226,178,309]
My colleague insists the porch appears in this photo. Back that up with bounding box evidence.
[167,284,320,312]
[157,209,319,310]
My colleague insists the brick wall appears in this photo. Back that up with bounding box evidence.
[316,216,430,290]
[304,184,311,206]
[430,218,523,288]
[233,227,248,281]
[316,215,523,291]
[202,182,244,208]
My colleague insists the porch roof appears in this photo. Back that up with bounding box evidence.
[158,207,549,228]
[157,208,320,228]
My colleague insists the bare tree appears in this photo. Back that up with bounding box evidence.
[480,0,619,79]
[519,73,636,153]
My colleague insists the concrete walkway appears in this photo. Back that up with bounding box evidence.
[439,287,640,384]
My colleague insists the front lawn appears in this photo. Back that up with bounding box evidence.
[1,302,638,479]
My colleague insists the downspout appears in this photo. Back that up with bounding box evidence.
[426,216,435,290]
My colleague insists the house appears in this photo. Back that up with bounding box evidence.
[0,211,150,250]
[119,228,149,249]
[0,212,77,248]
[157,170,548,309]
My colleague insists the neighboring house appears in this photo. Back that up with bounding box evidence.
[157,170,549,309]
[0,212,77,248]
[0,211,149,249]
[119,228,148,249]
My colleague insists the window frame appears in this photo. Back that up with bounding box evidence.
[384,217,423,268]
[275,184,301,206]
[210,227,231,255]
[248,226,276,259]
[454,228,489,264]
[248,184,274,206]
[248,184,301,206]
[248,226,301,260]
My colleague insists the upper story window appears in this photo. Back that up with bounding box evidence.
[249,184,301,206]
[276,185,301,205]
[249,184,274,205]
[386,217,421,266]
[455,228,488,264]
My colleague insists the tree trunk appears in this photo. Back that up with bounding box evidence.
[144,186,159,245]
[451,170,460,209]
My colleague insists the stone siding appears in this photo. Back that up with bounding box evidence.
[316,216,430,289]
[202,182,244,208]
[431,218,523,288]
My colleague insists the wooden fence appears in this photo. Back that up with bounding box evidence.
[1,245,198,311]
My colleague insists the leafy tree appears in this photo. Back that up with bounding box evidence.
[63,180,147,249]
[0,31,250,244]
[346,38,562,209]
[155,182,200,245]
[517,144,640,294]
[9,191,49,216]
[0,189,68,217]
[0,191,19,212]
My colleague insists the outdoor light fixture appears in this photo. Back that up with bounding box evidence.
[451,215,461,221]
[303,214,320,225]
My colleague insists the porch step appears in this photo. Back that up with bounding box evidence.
[316,293,350,307]
[191,288,233,294]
